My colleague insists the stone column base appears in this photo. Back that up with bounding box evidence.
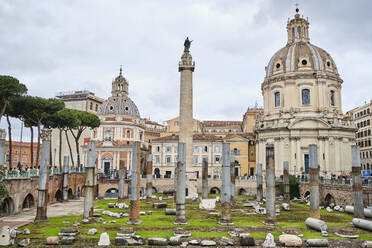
[34,207,48,223]
[126,219,143,225]
[264,216,277,225]
[173,218,188,225]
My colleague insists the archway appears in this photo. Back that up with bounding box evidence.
[1,197,14,216]
[104,188,118,198]
[154,168,160,178]
[324,193,335,206]
[22,194,34,209]
[239,188,247,195]
[55,190,63,202]
[68,188,73,199]
[210,187,221,194]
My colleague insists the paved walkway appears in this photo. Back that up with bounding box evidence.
[0,199,84,228]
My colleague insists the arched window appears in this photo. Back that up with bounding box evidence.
[297,26,301,38]
[330,90,335,106]
[292,28,295,42]
[274,92,280,107]
[304,27,306,38]
[302,89,310,105]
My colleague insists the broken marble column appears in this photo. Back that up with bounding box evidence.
[305,217,328,234]
[0,129,5,167]
[283,161,290,203]
[265,143,276,225]
[352,218,372,232]
[256,163,263,202]
[230,158,236,204]
[127,141,142,224]
[83,141,96,221]
[202,159,208,199]
[34,129,52,223]
[309,144,320,219]
[351,145,364,218]
[219,143,233,225]
[174,142,187,224]
[62,156,69,201]
[118,160,125,203]
[146,153,153,203]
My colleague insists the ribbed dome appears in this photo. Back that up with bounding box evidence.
[266,42,339,77]
[98,95,140,118]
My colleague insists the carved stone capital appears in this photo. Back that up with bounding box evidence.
[41,129,52,141]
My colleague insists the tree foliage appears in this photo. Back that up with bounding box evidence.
[12,96,64,166]
[69,109,100,167]
[0,75,27,123]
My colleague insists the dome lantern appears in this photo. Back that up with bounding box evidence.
[286,7,310,44]
[111,65,129,97]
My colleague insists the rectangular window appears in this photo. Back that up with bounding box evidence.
[166,146,172,152]
[14,154,18,162]
[193,156,198,165]
[215,156,220,163]
[214,146,220,153]
[203,146,208,152]
[166,156,171,164]
[193,146,199,153]
[6,154,9,162]
[156,146,161,152]
[22,155,27,162]
[155,155,160,164]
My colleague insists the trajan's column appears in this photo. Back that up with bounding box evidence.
[179,37,195,181]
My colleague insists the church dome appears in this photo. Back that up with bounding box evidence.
[98,95,140,117]
[265,9,339,78]
[98,67,141,118]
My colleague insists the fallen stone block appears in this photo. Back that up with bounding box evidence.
[262,233,275,248]
[23,229,30,235]
[173,228,191,237]
[98,232,110,246]
[200,240,217,246]
[46,236,60,245]
[279,234,302,247]
[219,236,234,246]
[169,236,181,246]
[282,203,290,211]
[165,208,176,215]
[61,236,75,245]
[153,202,168,208]
[87,228,97,235]
[148,237,168,246]
[117,227,135,237]
[239,233,255,246]
[18,239,30,247]
[108,203,115,208]
[188,240,200,245]
[115,236,144,246]
[199,199,216,210]
[305,239,329,247]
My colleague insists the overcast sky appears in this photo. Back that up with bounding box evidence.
[1,0,372,141]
